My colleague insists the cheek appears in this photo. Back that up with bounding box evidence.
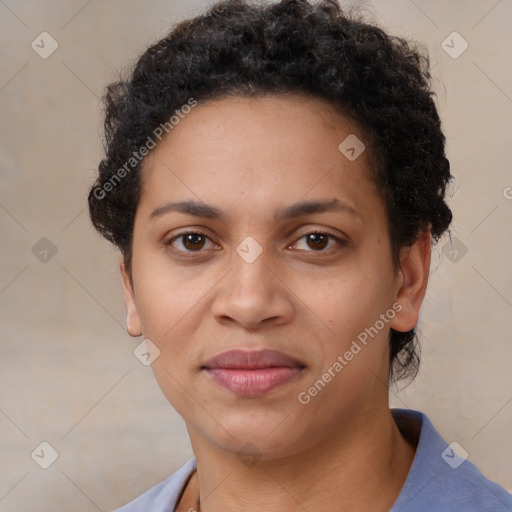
[300,282,394,412]
[133,254,210,339]
[303,263,396,380]
[296,260,393,334]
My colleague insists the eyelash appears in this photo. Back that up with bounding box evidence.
[165,229,346,256]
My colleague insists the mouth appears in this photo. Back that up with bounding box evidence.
[202,349,306,396]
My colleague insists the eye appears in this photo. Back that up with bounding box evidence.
[290,231,344,252]
[165,229,345,256]
[166,231,218,253]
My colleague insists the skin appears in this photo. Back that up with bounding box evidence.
[120,94,431,512]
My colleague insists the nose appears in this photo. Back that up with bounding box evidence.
[211,247,294,330]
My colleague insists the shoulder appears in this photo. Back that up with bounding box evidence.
[390,409,512,512]
[113,457,196,512]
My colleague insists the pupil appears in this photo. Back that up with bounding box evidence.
[307,233,327,250]
[184,234,205,250]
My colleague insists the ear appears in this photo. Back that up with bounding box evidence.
[120,256,143,337]
[389,230,431,332]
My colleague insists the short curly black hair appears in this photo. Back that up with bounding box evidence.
[88,0,453,383]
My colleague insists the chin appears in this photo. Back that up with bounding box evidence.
[202,411,311,460]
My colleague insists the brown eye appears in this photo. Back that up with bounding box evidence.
[167,231,216,253]
[182,233,206,251]
[292,231,341,252]
[305,233,329,250]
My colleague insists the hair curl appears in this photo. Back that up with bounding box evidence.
[88,0,453,383]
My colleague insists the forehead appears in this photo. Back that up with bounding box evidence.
[138,94,382,225]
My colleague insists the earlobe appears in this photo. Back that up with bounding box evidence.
[390,230,431,333]
[120,256,143,337]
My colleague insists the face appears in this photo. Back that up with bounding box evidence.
[121,94,428,459]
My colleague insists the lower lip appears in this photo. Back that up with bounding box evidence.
[204,367,304,396]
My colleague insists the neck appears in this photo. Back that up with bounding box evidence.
[185,406,417,512]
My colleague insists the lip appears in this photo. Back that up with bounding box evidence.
[203,349,305,369]
[202,349,306,396]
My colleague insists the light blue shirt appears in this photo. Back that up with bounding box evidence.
[114,409,512,511]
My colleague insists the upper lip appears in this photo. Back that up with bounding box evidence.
[202,349,305,370]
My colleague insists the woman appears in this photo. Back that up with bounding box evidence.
[88,0,512,510]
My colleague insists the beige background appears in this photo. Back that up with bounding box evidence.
[1,0,511,510]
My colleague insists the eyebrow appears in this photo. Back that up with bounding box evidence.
[149,198,360,222]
